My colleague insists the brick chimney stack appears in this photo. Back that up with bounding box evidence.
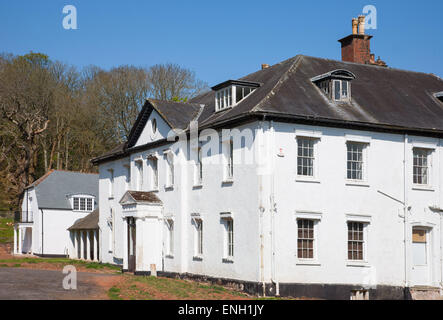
[338,16,373,64]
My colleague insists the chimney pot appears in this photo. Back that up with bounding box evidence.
[261,64,270,70]
[352,18,359,35]
[358,15,366,35]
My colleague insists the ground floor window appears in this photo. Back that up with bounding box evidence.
[297,219,314,259]
[348,222,364,261]
[412,228,428,266]
[194,218,203,257]
[166,219,174,256]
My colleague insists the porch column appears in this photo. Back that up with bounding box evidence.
[86,230,91,260]
[72,231,77,259]
[93,230,98,261]
[122,217,128,270]
[79,231,84,260]
[18,227,22,254]
[13,225,17,254]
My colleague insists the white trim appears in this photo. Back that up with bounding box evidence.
[346,214,372,223]
[295,211,323,221]
[220,212,233,220]
[295,130,322,139]
[345,134,371,144]
[412,142,437,150]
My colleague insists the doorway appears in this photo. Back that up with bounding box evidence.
[411,227,431,286]
[127,217,136,273]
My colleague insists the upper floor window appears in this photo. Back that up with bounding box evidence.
[348,222,365,261]
[297,219,314,259]
[108,169,114,198]
[124,164,131,189]
[312,69,355,102]
[149,156,159,190]
[413,148,432,185]
[223,138,234,181]
[194,146,203,186]
[165,152,174,188]
[72,196,94,212]
[297,137,316,177]
[135,159,143,191]
[212,80,260,112]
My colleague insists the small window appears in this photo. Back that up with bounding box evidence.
[108,169,114,197]
[297,137,316,177]
[297,219,314,259]
[149,157,159,190]
[166,219,174,256]
[194,219,203,256]
[73,196,94,212]
[166,153,174,187]
[413,148,431,185]
[80,198,86,211]
[333,80,350,101]
[135,160,143,191]
[348,222,364,261]
[226,219,234,258]
[223,138,234,181]
[124,164,131,189]
[86,198,93,211]
[195,146,203,185]
[152,119,157,134]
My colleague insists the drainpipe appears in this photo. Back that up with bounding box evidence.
[403,134,409,288]
[258,120,266,296]
[40,209,44,256]
[269,120,279,296]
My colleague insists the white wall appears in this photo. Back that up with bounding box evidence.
[98,118,443,289]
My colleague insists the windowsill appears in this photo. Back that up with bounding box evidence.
[193,184,203,189]
[73,210,94,213]
[346,261,370,268]
[108,196,114,200]
[296,177,320,184]
[296,259,321,266]
[412,185,435,192]
[193,255,203,261]
[148,188,159,193]
[222,179,234,185]
[345,181,370,187]
[222,257,234,264]
[215,106,233,114]
[164,185,174,191]
[165,254,174,259]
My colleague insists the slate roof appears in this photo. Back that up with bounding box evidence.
[27,170,99,210]
[68,209,99,230]
[92,55,443,164]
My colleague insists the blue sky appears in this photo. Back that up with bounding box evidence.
[0,0,442,85]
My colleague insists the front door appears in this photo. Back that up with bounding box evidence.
[127,217,136,273]
[411,227,430,286]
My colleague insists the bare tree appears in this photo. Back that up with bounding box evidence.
[147,63,208,101]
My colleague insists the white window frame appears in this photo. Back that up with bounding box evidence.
[222,138,234,182]
[412,147,434,188]
[346,214,371,267]
[124,164,131,190]
[108,168,114,198]
[71,195,95,212]
[295,132,321,183]
[333,79,351,102]
[345,138,370,186]
[165,218,174,257]
[215,85,256,112]
[221,213,234,262]
[192,214,203,260]
[148,155,159,191]
[164,150,174,189]
[195,146,203,186]
[134,159,144,191]
[295,211,322,266]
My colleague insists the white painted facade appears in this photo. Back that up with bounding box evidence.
[15,175,98,259]
[98,109,443,293]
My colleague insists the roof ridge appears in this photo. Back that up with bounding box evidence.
[53,169,98,175]
[250,55,303,113]
[301,54,441,78]
[147,98,203,107]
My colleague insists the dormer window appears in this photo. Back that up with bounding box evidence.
[71,195,95,212]
[312,69,355,102]
[212,80,260,112]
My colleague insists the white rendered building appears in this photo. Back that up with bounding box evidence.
[92,22,443,299]
[15,170,99,260]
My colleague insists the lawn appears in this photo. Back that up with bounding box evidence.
[0,217,14,243]
[107,275,250,300]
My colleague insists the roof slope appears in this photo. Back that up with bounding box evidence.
[29,170,99,210]
[93,55,443,164]
[68,209,99,230]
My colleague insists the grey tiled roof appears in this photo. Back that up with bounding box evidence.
[29,170,99,210]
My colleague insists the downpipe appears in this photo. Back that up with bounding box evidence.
[269,120,279,296]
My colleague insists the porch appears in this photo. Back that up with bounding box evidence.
[68,209,99,261]
[13,211,34,255]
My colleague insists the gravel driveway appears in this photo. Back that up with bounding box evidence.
[0,267,119,300]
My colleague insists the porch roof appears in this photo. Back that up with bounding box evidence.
[68,209,99,231]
